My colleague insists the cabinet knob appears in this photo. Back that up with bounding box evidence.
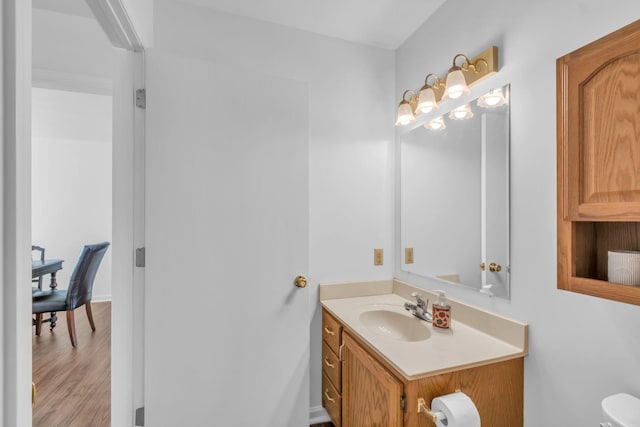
[489,262,502,272]
[480,262,486,271]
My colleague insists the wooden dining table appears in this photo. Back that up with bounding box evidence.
[32,258,63,329]
[32,258,63,291]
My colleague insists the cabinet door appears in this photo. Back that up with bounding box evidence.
[342,333,404,427]
[558,19,640,221]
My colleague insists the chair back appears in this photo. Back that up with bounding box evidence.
[65,242,110,310]
[32,245,45,261]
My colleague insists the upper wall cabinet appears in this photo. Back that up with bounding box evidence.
[557,19,640,305]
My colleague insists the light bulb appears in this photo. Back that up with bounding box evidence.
[477,88,506,108]
[395,102,416,126]
[444,68,470,100]
[417,87,438,114]
[448,104,473,120]
[424,116,446,130]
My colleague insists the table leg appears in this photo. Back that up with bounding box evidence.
[49,272,57,330]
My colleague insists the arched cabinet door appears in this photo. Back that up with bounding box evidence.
[558,21,640,221]
[557,19,640,306]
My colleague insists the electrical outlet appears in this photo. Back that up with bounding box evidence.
[405,248,414,264]
[374,248,383,266]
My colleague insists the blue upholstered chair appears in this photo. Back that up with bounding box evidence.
[33,242,110,347]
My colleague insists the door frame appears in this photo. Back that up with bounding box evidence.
[2,1,145,425]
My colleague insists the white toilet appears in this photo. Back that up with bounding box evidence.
[601,393,640,427]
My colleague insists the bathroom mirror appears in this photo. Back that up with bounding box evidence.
[400,84,510,298]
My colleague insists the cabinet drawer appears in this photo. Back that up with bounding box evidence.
[322,340,341,392]
[322,309,342,354]
[322,372,342,427]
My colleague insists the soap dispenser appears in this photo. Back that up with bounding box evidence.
[432,290,451,330]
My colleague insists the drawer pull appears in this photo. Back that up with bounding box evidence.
[323,357,335,368]
[324,389,336,403]
[324,327,335,336]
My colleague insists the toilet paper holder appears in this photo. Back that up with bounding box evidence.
[417,389,461,423]
[418,397,445,424]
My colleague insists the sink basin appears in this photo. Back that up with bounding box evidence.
[359,308,431,342]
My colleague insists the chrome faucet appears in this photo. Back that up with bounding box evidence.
[404,292,432,322]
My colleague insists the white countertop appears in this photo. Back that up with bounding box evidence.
[320,280,528,380]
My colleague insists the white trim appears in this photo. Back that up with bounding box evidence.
[32,68,112,95]
[309,405,331,424]
[91,295,113,303]
[86,0,143,51]
[3,0,143,424]
[132,49,146,420]
[3,1,33,426]
[111,47,136,427]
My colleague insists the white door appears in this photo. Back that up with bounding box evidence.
[481,110,510,297]
[144,50,309,426]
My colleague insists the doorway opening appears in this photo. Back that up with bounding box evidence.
[31,2,114,425]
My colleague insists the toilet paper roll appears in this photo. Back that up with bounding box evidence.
[431,392,481,427]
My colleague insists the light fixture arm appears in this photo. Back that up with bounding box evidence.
[402,89,417,102]
[423,73,444,89]
[452,53,488,73]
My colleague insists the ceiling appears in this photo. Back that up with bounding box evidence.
[178,0,448,49]
[32,0,448,50]
[32,0,94,18]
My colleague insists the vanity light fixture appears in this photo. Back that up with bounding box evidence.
[417,74,445,114]
[448,104,474,120]
[477,87,507,108]
[424,116,446,130]
[395,46,498,126]
[443,53,488,100]
[395,90,418,126]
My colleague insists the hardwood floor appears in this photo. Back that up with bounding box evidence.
[32,301,111,427]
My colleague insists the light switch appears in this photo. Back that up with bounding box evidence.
[374,248,383,266]
[405,248,414,264]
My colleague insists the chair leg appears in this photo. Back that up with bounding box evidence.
[35,313,42,336]
[85,302,96,331]
[50,311,57,330]
[66,310,78,347]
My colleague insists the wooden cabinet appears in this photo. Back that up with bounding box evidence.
[321,308,523,427]
[557,19,640,305]
[321,310,343,427]
[342,333,404,427]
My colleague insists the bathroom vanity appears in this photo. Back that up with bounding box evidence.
[320,280,527,427]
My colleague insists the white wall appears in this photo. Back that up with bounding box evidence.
[31,88,113,300]
[395,1,640,425]
[121,0,153,48]
[153,0,396,417]
[32,8,113,94]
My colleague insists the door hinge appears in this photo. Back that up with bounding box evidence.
[135,407,144,426]
[400,394,406,411]
[136,88,146,109]
[135,247,146,267]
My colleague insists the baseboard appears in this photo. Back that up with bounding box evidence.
[309,405,331,424]
[92,295,112,303]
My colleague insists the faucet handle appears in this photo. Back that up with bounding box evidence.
[411,292,427,307]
